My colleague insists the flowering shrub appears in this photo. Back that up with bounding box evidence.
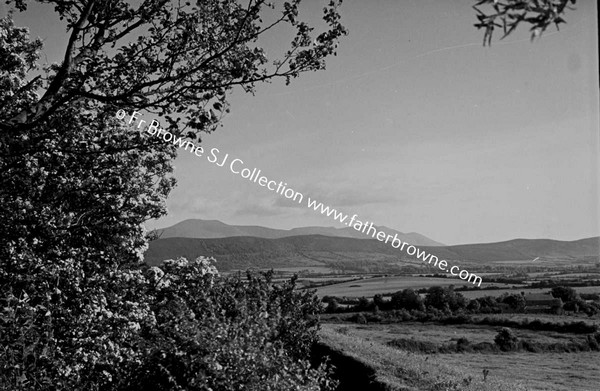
[1,14,335,391]
[0,256,336,390]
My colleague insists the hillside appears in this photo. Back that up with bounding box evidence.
[154,219,445,246]
[144,235,600,271]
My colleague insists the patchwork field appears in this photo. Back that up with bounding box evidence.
[314,276,519,297]
[320,322,600,391]
[319,324,529,391]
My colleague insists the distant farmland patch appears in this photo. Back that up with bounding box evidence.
[315,276,515,297]
[459,286,600,299]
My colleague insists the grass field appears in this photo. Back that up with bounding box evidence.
[319,324,529,391]
[321,322,600,391]
[315,276,519,297]
[469,313,600,326]
[459,286,600,299]
[438,352,600,391]
[334,321,595,346]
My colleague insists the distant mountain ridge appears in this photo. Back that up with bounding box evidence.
[155,219,445,247]
[144,233,600,271]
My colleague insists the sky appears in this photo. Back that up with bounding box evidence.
[5,0,599,245]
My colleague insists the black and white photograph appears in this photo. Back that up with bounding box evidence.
[1,1,599,390]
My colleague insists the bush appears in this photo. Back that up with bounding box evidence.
[352,313,368,324]
[326,298,341,313]
[354,297,372,312]
[455,337,471,352]
[551,286,579,302]
[472,342,499,353]
[467,299,481,313]
[589,333,600,351]
[494,328,519,351]
[388,338,438,354]
[501,293,526,312]
[519,339,542,353]
[0,258,337,391]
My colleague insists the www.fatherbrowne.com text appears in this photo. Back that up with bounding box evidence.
[117,109,483,287]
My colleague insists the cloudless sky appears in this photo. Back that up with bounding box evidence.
[5,0,599,245]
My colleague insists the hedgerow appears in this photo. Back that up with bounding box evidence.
[1,256,337,391]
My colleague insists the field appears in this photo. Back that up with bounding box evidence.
[468,312,599,326]
[439,352,600,391]
[313,265,600,390]
[331,321,599,346]
[314,275,521,297]
[320,322,600,391]
[319,324,529,391]
[459,286,600,299]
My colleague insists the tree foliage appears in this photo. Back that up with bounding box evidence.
[494,327,519,351]
[473,0,576,45]
[1,0,347,269]
[424,286,467,312]
[1,0,347,136]
[501,293,527,312]
[390,289,425,312]
[1,257,337,390]
[551,286,579,302]
[1,2,347,389]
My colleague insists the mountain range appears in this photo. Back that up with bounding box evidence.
[145,219,599,272]
[154,219,445,246]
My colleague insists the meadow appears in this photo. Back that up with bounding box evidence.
[319,324,530,391]
[314,275,521,297]
[320,322,600,391]
[439,352,600,391]
[459,285,600,299]
[313,265,600,390]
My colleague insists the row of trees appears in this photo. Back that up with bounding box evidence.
[325,285,600,316]
[551,286,600,316]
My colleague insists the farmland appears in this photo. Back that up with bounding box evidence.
[318,324,530,391]
[459,285,600,299]
[319,320,600,391]
[312,266,600,390]
[302,271,600,298]
[314,275,519,297]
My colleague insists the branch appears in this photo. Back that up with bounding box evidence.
[2,1,97,130]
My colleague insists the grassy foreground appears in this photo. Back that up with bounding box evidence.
[319,323,531,391]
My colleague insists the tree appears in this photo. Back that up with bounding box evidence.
[0,1,575,388]
[1,2,347,389]
[390,289,425,311]
[0,0,348,305]
[424,286,467,312]
[473,0,576,46]
[326,297,341,313]
[551,297,564,315]
[551,286,579,303]
[494,327,519,352]
[502,293,527,312]
[1,0,347,134]
[355,296,371,312]
[373,293,387,310]
[467,299,481,313]
[1,0,347,260]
